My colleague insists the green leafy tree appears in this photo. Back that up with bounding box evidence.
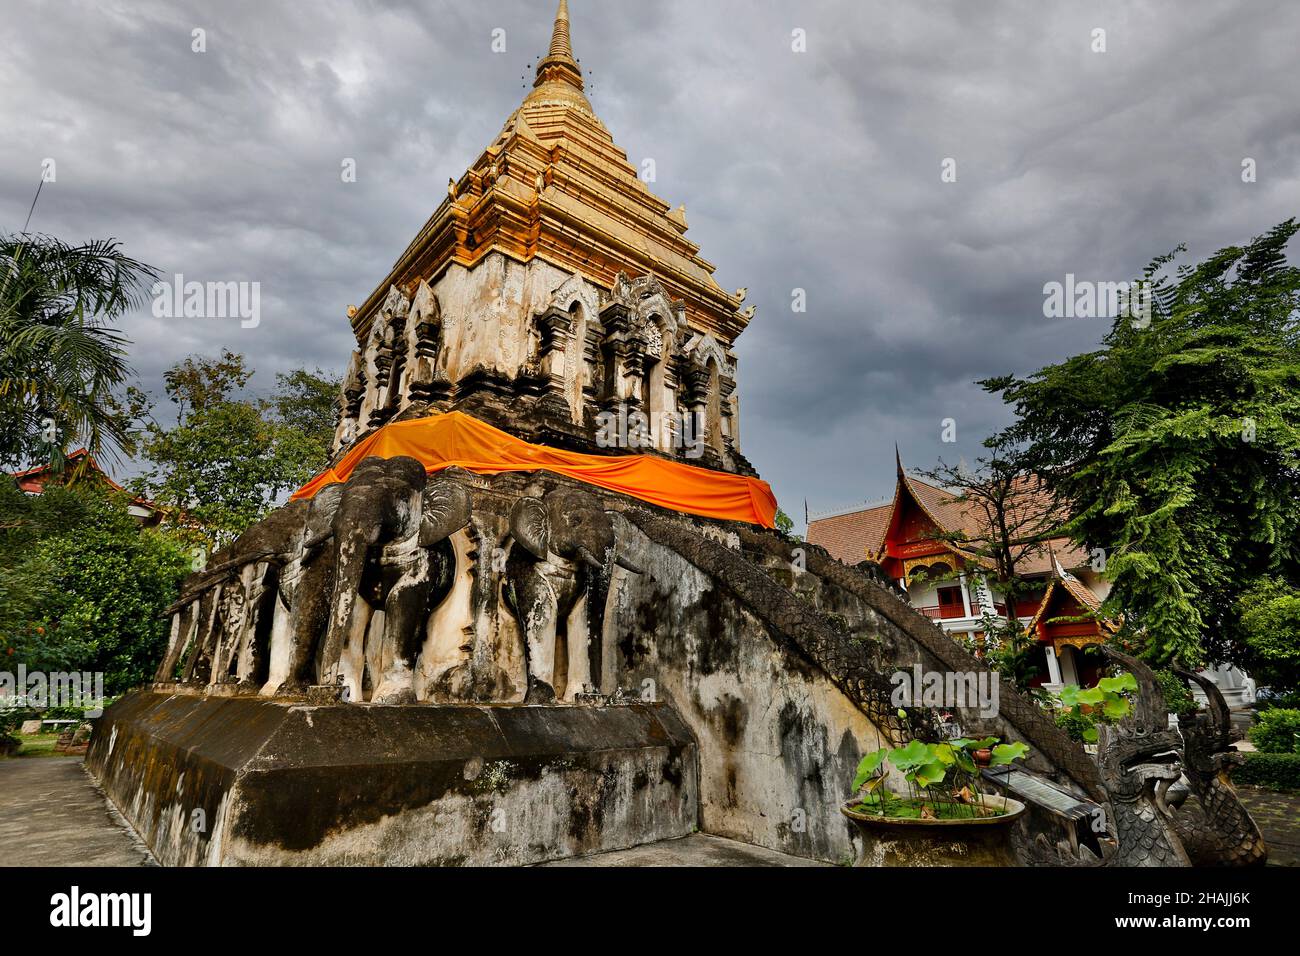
[1238,577,1300,691]
[1051,672,1137,743]
[987,220,1300,668]
[133,350,340,550]
[1247,709,1300,754]
[0,233,157,469]
[0,480,190,691]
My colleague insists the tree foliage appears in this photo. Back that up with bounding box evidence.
[0,233,156,469]
[986,220,1300,668]
[1238,577,1300,690]
[133,350,340,550]
[0,480,190,692]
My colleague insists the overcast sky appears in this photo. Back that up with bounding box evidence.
[5,0,1298,530]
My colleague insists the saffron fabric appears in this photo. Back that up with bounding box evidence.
[292,411,778,528]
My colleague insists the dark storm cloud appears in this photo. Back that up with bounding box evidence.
[4,1,1298,527]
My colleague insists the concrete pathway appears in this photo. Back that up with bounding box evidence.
[0,758,154,867]
[3,755,1294,868]
[543,833,832,867]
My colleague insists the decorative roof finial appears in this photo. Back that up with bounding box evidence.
[534,0,584,92]
[549,0,573,59]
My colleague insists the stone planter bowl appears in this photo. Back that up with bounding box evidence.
[840,795,1026,867]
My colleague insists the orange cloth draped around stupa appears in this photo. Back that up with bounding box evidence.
[291,411,778,528]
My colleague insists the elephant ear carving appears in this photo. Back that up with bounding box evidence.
[420,478,473,545]
[510,497,549,560]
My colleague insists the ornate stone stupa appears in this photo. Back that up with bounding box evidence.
[86,2,1262,870]
[334,0,755,476]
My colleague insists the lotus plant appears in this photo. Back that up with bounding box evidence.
[850,737,1029,819]
[1054,672,1137,743]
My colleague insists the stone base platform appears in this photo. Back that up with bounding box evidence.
[86,690,698,866]
[542,832,832,867]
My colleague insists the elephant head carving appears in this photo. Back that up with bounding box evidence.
[318,457,472,703]
[510,489,643,574]
[505,487,641,703]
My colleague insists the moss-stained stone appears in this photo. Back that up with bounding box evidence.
[87,691,697,867]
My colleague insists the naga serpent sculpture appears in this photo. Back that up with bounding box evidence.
[1169,668,1268,866]
[1027,645,1191,866]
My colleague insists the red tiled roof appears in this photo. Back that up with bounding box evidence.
[807,503,892,565]
[10,449,162,514]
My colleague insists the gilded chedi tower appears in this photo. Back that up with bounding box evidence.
[335,0,755,475]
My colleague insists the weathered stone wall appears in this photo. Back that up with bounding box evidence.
[336,260,751,474]
[411,254,571,389]
[602,516,888,864]
[597,504,1106,862]
[87,690,698,867]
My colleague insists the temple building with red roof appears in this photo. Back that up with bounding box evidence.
[10,449,165,526]
[808,457,1256,704]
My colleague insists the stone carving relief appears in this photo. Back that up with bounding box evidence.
[330,266,748,473]
[1170,668,1268,865]
[503,488,642,703]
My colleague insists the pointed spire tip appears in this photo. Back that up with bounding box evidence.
[535,0,583,92]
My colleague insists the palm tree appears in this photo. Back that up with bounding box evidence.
[0,233,158,469]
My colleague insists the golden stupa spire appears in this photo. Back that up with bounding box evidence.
[353,0,750,349]
[533,0,584,94]
[548,0,574,61]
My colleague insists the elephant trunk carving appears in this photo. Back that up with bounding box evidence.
[271,482,345,695]
[318,457,472,703]
[318,457,425,699]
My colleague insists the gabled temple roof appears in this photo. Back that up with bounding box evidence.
[351,0,749,348]
[807,458,1090,575]
[11,449,164,522]
[1026,559,1118,639]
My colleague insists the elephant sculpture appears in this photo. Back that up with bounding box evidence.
[210,581,251,685]
[265,483,345,695]
[504,487,642,703]
[372,473,472,702]
[178,587,221,685]
[319,456,472,703]
[155,596,201,684]
[162,499,311,688]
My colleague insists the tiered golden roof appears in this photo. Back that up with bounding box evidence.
[351,0,748,345]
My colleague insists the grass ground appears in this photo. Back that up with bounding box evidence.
[8,732,77,758]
